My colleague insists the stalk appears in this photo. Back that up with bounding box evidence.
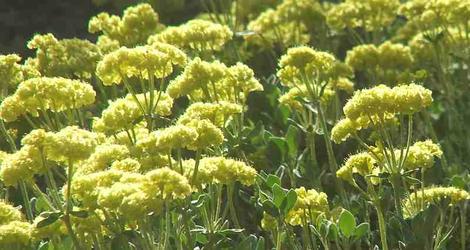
[63,159,82,250]
[375,203,389,250]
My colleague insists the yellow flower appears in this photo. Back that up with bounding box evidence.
[286,187,328,226]
[45,126,100,163]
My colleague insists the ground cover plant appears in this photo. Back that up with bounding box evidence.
[0,0,469,249]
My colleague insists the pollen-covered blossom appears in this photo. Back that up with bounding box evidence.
[185,119,224,150]
[398,0,469,31]
[0,146,43,186]
[0,77,96,122]
[76,143,130,175]
[400,140,443,170]
[343,84,432,120]
[96,45,187,86]
[345,42,414,83]
[45,126,100,163]
[166,57,227,99]
[27,33,101,79]
[189,157,258,186]
[336,152,378,184]
[330,117,370,143]
[0,201,24,225]
[89,3,160,47]
[148,19,233,52]
[0,221,32,247]
[0,202,32,247]
[143,167,192,199]
[286,187,329,226]
[402,186,470,218]
[246,0,325,48]
[327,0,400,31]
[177,102,242,127]
[0,54,40,94]
[277,46,352,92]
[151,125,198,152]
[279,85,336,111]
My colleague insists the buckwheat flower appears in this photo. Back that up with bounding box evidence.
[330,77,355,93]
[402,140,442,170]
[21,129,48,149]
[177,102,242,127]
[0,201,24,225]
[196,157,258,186]
[343,85,395,120]
[0,77,96,122]
[166,58,227,99]
[98,181,151,219]
[0,146,43,186]
[148,42,187,67]
[277,46,339,88]
[279,87,305,111]
[286,187,329,226]
[94,98,142,134]
[0,221,32,247]
[76,143,129,175]
[336,152,377,183]
[45,126,100,163]
[402,186,470,218]
[89,3,159,47]
[149,19,233,52]
[0,54,39,94]
[185,119,224,150]
[152,125,198,152]
[96,35,120,55]
[143,167,191,199]
[327,0,399,32]
[0,95,26,122]
[276,0,324,25]
[96,45,185,86]
[261,212,277,231]
[110,158,141,172]
[71,170,124,209]
[392,84,433,114]
[220,63,264,102]
[331,117,370,143]
[27,34,101,79]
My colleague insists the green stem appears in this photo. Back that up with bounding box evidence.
[63,159,82,250]
[19,181,33,221]
[375,203,389,250]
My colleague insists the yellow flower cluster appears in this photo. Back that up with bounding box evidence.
[345,42,414,83]
[343,84,432,121]
[0,54,40,92]
[0,146,42,186]
[399,0,470,31]
[188,156,258,186]
[0,201,31,247]
[72,167,191,219]
[76,143,130,175]
[148,19,233,53]
[0,77,95,122]
[336,152,378,184]
[402,186,470,218]
[89,3,160,47]
[45,126,100,163]
[402,140,443,170]
[246,0,324,48]
[327,0,400,31]
[278,46,351,88]
[93,91,173,134]
[27,33,101,79]
[286,187,329,226]
[177,102,242,127]
[96,45,186,86]
[167,58,261,103]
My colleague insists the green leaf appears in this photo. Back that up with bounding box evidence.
[285,125,299,158]
[338,210,356,238]
[272,184,286,208]
[262,200,279,217]
[280,189,297,215]
[36,211,62,228]
[69,210,89,218]
[353,223,370,239]
[256,236,265,250]
[265,175,281,189]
